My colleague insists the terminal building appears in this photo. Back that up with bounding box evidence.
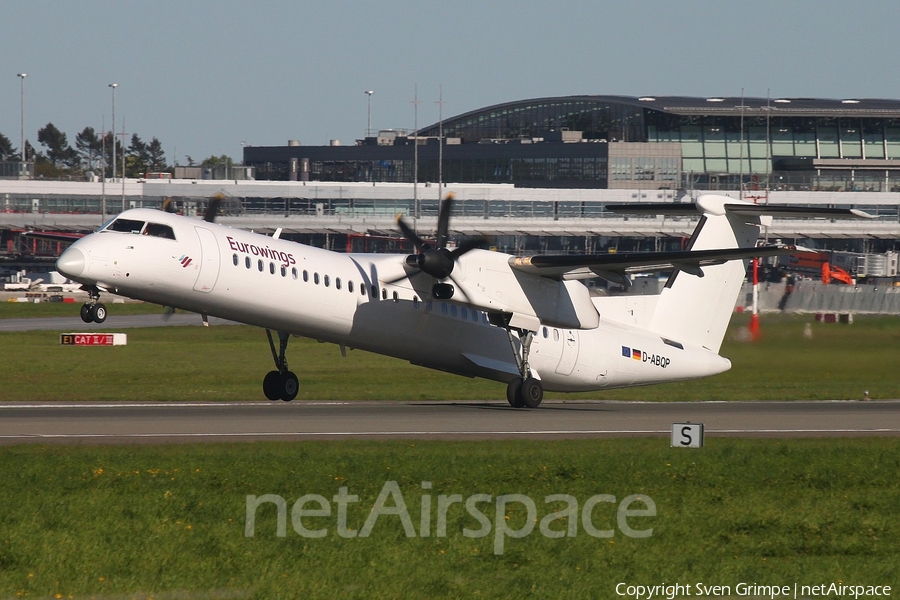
[243,95,900,193]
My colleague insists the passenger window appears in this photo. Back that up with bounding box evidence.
[392,291,399,302]
[314,273,320,285]
[245,256,251,269]
[472,311,479,323]
[371,285,377,298]
[553,329,560,342]
[303,270,309,282]
[426,301,433,312]
[335,277,342,290]
[280,265,286,277]
[292,267,298,280]
[257,259,264,272]
[450,305,457,317]
[441,303,448,315]
[145,222,176,240]
[461,307,468,320]
[542,327,549,338]
[413,296,419,308]
[381,288,387,300]
[348,280,354,293]
[324,275,330,287]
[269,262,275,275]
[107,218,145,234]
[233,253,239,266]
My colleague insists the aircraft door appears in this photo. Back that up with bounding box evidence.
[555,329,579,375]
[193,226,220,293]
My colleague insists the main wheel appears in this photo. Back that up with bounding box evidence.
[506,378,524,408]
[519,377,543,409]
[90,303,107,323]
[263,370,282,401]
[280,371,299,401]
[80,304,93,323]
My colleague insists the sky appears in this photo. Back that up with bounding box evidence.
[2,0,899,165]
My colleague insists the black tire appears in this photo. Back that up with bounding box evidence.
[263,370,282,401]
[90,303,107,323]
[506,378,524,408]
[80,304,93,323]
[519,377,543,409]
[280,371,299,401]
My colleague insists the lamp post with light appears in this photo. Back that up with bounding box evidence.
[365,90,374,137]
[17,73,27,175]
[109,83,118,181]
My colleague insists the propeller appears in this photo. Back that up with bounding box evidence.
[394,193,488,298]
[204,193,225,223]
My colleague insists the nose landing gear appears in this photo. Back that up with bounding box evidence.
[80,289,107,323]
[263,329,299,401]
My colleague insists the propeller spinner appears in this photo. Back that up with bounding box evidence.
[394,193,487,299]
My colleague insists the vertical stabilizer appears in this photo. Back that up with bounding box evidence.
[647,195,760,353]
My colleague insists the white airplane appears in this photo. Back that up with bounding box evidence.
[54,193,869,407]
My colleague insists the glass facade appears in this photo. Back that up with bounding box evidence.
[417,97,646,142]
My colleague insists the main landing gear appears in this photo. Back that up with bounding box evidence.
[79,289,107,324]
[263,329,299,402]
[503,327,544,409]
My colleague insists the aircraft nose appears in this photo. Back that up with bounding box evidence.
[57,247,86,278]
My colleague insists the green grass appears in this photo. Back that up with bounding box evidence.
[1,438,897,599]
[1,312,898,401]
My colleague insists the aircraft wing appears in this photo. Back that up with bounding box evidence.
[509,245,793,281]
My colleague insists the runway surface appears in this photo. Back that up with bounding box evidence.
[0,313,235,332]
[1,400,898,444]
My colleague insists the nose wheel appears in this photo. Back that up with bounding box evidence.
[79,290,107,323]
[263,329,299,401]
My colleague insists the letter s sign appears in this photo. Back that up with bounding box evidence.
[671,423,704,448]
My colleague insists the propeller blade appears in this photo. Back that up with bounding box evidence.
[395,214,427,252]
[435,193,455,249]
[382,267,422,285]
[204,196,222,223]
[449,236,490,259]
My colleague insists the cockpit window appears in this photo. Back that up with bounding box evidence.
[144,222,176,240]
[107,218,145,234]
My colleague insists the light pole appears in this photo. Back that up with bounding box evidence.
[17,73,26,173]
[365,90,374,137]
[109,83,118,181]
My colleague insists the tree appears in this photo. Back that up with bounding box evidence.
[126,133,149,177]
[0,132,15,161]
[37,122,73,168]
[146,137,167,172]
[201,154,234,168]
[75,127,102,171]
